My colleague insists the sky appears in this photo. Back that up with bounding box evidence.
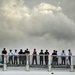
[0,0,75,54]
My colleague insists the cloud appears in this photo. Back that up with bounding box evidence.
[0,0,75,50]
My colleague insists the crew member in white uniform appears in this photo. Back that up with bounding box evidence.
[68,49,72,65]
[8,49,13,64]
[61,50,66,65]
[13,49,18,65]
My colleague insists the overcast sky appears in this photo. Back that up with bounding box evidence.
[0,0,75,54]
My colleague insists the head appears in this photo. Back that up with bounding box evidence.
[68,49,71,52]
[15,49,17,52]
[53,50,56,53]
[41,50,43,52]
[34,48,36,52]
[62,50,64,53]
[46,50,48,52]
[10,49,12,52]
[20,49,23,52]
[26,48,28,51]
[3,48,6,50]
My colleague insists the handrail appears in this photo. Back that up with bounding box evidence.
[0,54,74,71]
[0,54,73,56]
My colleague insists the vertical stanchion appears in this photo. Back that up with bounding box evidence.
[48,55,52,71]
[17,55,19,65]
[26,54,29,71]
[70,55,73,72]
[3,55,7,71]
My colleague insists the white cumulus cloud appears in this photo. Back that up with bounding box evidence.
[0,0,75,52]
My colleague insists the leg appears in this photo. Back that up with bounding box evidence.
[9,57,11,64]
[62,57,65,65]
[14,56,15,64]
[2,55,4,64]
[35,57,37,65]
[40,58,41,65]
[57,58,58,65]
[11,56,13,64]
[69,57,71,65]
[15,56,17,65]
[45,57,47,65]
[61,57,63,65]
[42,58,43,65]
[19,57,21,65]
[32,56,34,65]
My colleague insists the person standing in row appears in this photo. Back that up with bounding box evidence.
[68,49,72,65]
[44,50,49,65]
[13,49,18,65]
[32,48,37,65]
[61,50,66,65]
[24,50,27,65]
[56,51,58,65]
[18,49,24,65]
[52,50,57,65]
[39,50,44,65]
[8,49,13,64]
[24,48,30,65]
[1,48,7,64]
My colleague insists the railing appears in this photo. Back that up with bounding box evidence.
[0,54,74,71]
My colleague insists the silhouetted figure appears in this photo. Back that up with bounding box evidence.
[13,49,18,65]
[39,50,44,65]
[32,49,37,65]
[24,48,30,65]
[25,48,30,54]
[68,49,72,65]
[24,50,27,65]
[8,49,13,64]
[61,50,66,65]
[44,50,49,65]
[1,48,7,64]
[56,51,58,65]
[18,49,24,65]
[52,50,57,65]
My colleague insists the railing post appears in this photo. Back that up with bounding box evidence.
[26,54,29,71]
[48,55,52,71]
[70,55,73,72]
[3,55,7,71]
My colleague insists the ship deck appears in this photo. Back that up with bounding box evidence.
[0,69,75,75]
